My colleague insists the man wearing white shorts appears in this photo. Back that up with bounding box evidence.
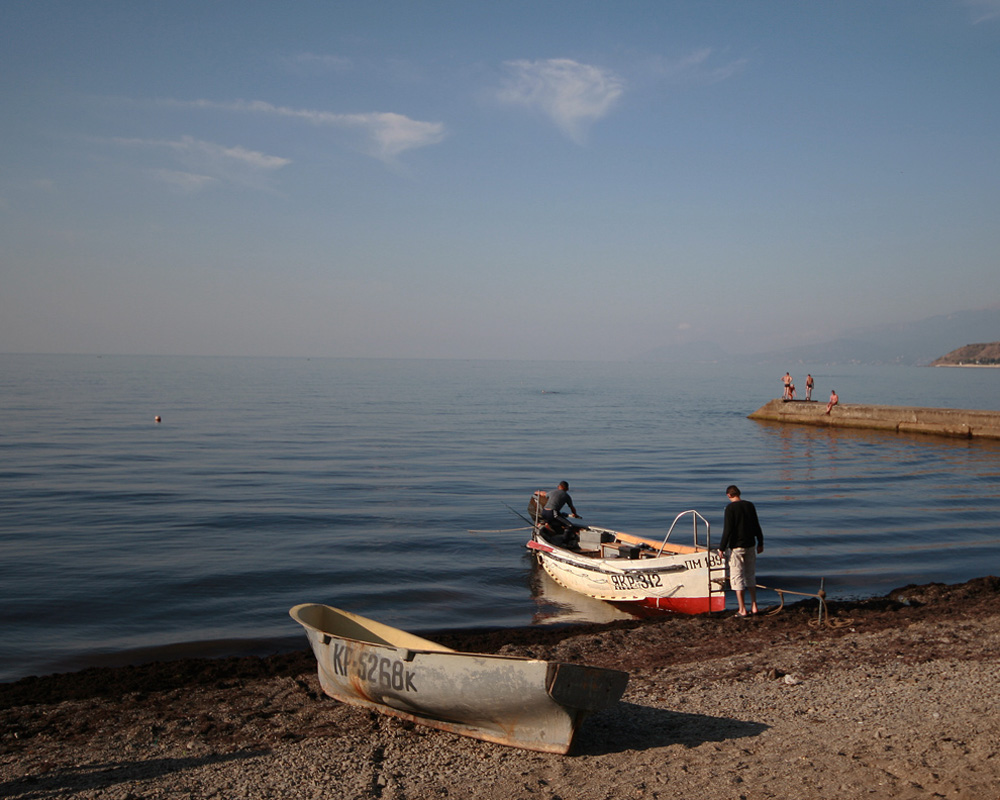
[717,485,765,617]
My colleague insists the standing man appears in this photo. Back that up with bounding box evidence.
[718,485,764,617]
[805,374,814,401]
[781,372,792,400]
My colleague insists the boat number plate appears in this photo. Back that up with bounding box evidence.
[610,573,663,591]
[330,642,418,693]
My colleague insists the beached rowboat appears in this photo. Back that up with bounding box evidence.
[289,603,629,754]
[526,492,728,614]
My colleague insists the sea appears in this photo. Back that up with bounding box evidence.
[2,354,999,684]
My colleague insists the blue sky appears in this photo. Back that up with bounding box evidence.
[3,1,999,360]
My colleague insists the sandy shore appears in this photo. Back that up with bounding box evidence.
[3,577,1000,800]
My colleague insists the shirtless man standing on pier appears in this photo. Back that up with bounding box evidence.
[782,372,792,400]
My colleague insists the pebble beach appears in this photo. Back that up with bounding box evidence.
[3,577,999,800]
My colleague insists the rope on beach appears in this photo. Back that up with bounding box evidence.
[757,581,854,629]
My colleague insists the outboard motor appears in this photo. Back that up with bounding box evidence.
[529,490,580,549]
[528,491,547,521]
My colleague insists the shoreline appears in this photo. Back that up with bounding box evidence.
[3,576,1000,799]
[931,363,1000,368]
[0,570,978,689]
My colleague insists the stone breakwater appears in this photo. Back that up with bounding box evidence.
[748,399,1000,440]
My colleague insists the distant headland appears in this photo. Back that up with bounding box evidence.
[931,342,1000,367]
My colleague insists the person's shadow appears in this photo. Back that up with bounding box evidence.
[0,750,266,799]
[572,702,768,755]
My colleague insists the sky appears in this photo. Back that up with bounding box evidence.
[2,1,1000,361]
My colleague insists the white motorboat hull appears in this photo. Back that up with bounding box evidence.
[527,507,727,614]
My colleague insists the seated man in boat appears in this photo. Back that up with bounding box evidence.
[538,481,582,548]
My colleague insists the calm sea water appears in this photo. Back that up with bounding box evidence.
[2,354,999,683]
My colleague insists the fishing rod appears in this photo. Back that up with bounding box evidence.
[465,503,537,535]
[503,502,535,527]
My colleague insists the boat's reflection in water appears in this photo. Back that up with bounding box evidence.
[528,560,643,625]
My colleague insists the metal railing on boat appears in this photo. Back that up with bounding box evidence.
[655,509,711,555]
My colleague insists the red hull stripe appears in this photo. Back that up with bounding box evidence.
[639,595,726,615]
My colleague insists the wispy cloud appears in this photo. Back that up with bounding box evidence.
[147,169,219,193]
[964,0,1000,22]
[112,135,291,169]
[165,98,446,162]
[646,48,748,85]
[497,59,624,143]
[110,135,290,190]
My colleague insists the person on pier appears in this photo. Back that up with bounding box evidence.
[782,372,793,400]
[825,389,839,415]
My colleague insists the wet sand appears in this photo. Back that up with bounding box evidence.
[3,577,999,799]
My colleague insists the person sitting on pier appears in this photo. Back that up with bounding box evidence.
[825,389,839,415]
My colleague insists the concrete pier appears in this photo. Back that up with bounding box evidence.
[748,399,1000,440]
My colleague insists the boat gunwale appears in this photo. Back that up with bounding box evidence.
[289,603,455,654]
[530,543,691,577]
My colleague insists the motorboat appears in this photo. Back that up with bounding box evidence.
[526,491,727,614]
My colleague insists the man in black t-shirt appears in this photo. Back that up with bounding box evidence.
[718,485,764,617]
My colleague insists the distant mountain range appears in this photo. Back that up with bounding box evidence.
[642,306,1000,366]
